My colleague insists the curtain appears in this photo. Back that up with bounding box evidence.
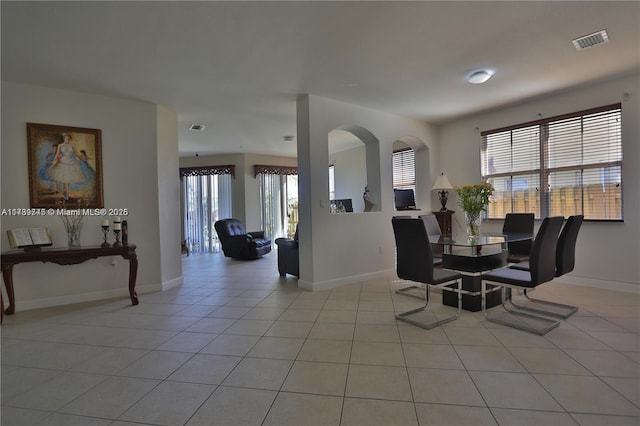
[260,174,285,242]
[259,172,298,241]
[183,173,232,254]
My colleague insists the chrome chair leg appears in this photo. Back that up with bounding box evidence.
[482,281,560,336]
[394,280,425,299]
[395,280,461,330]
[507,289,578,319]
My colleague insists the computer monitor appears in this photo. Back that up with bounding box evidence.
[394,188,416,210]
[330,198,353,212]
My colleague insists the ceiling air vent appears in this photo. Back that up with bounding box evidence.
[572,30,609,51]
[189,124,206,131]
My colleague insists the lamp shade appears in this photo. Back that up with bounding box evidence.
[432,173,453,190]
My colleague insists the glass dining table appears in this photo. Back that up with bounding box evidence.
[428,232,534,311]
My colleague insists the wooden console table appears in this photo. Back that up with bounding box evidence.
[1,244,138,322]
[433,210,454,235]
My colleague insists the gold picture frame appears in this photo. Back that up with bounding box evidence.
[27,123,104,209]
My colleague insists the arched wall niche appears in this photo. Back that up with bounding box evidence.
[328,124,381,213]
[393,135,431,211]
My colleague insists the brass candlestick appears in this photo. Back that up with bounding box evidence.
[101,225,110,247]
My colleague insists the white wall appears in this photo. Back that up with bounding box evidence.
[156,105,182,289]
[296,94,439,290]
[439,73,640,288]
[1,81,181,310]
[331,144,367,212]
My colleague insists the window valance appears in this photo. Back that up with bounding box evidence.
[179,165,235,179]
[254,164,298,178]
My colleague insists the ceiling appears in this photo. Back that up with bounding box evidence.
[2,2,638,158]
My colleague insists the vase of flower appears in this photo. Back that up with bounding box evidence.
[57,199,88,248]
[464,210,482,237]
[454,182,494,237]
[66,222,83,247]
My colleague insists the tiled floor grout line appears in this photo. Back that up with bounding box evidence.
[2,253,638,425]
[391,283,424,425]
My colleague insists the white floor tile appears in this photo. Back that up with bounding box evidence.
[2,252,638,425]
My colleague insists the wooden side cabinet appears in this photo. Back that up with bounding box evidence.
[433,210,454,235]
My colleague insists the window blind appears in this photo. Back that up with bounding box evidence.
[482,104,622,221]
[392,148,416,191]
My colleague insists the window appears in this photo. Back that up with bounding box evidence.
[482,104,622,221]
[392,148,416,192]
[328,165,335,200]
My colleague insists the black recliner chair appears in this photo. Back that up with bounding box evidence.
[275,226,299,277]
[214,219,271,260]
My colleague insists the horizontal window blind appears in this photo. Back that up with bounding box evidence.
[482,104,622,221]
[392,148,416,191]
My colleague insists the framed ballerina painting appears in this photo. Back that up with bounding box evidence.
[27,123,104,209]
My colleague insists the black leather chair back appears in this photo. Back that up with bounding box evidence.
[275,224,299,277]
[419,213,443,257]
[503,213,535,257]
[215,219,246,241]
[420,213,442,237]
[392,217,435,284]
[528,216,564,285]
[556,215,584,277]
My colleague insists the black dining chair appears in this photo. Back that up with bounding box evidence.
[392,217,462,329]
[503,213,535,263]
[509,215,583,318]
[481,216,564,335]
[421,213,445,260]
[395,214,443,299]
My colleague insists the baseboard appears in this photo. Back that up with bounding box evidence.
[555,274,639,293]
[298,268,395,292]
[162,276,183,291]
[12,283,163,313]
[297,269,639,294]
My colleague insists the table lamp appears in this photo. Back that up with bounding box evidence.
[432,173,453,211]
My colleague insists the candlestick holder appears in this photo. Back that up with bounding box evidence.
[101,225,111,248]
[113,229,122,247]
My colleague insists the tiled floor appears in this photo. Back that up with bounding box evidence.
[1,252,639,425]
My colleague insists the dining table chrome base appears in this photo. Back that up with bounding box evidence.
[441,249,507,311]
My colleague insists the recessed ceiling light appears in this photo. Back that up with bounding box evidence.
[572,29,609,50]
[189,124,206,131]
[467,70,494,84]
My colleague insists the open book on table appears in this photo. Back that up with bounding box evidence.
[6,227,53,249]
